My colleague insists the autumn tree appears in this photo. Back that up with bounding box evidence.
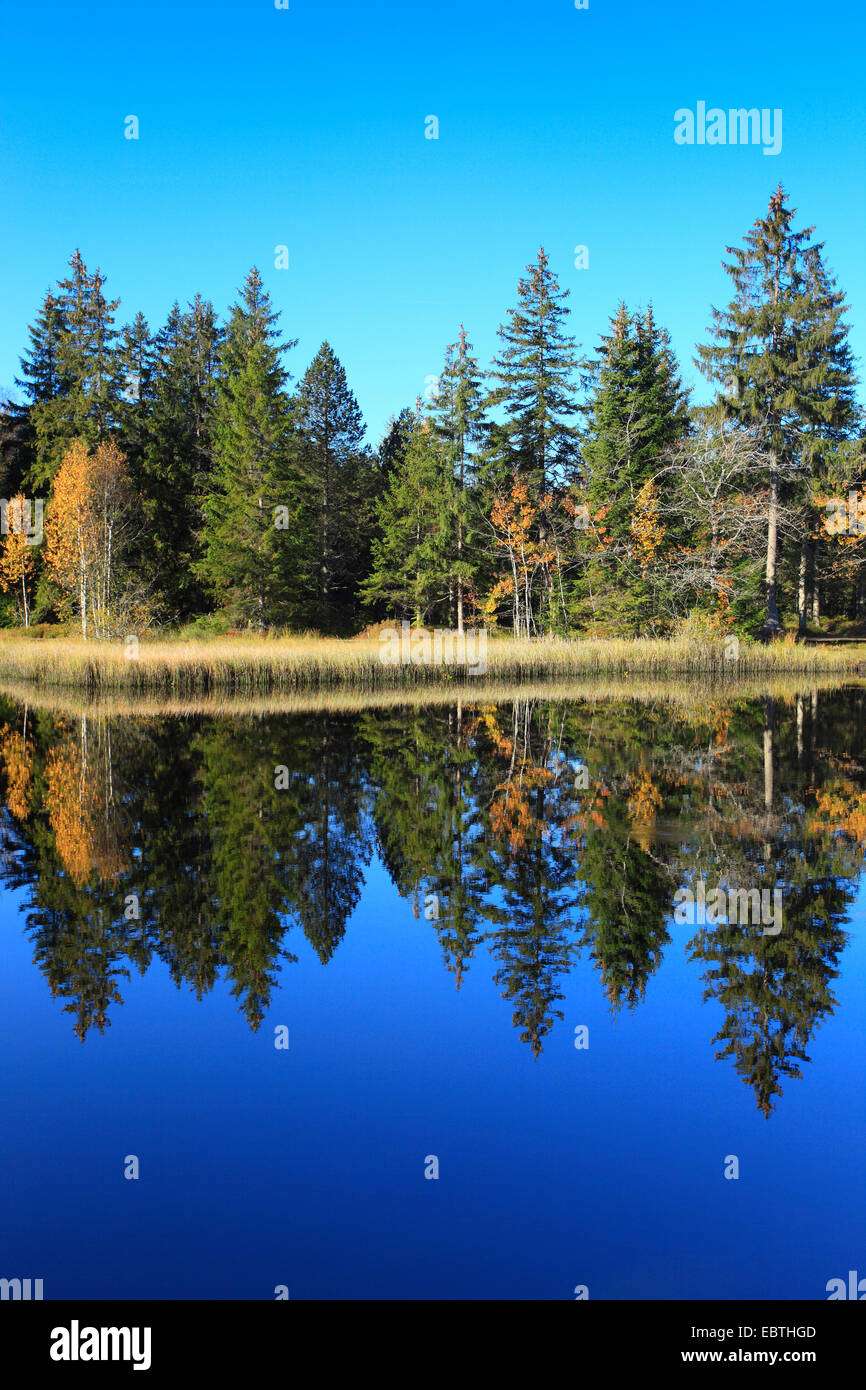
[43,439,143,638]
[0,493,40,626]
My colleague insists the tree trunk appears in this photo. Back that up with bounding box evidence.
[762,455,782,637]
[797,535,809,634]
[763,698,775,811]
[456,517,464,634]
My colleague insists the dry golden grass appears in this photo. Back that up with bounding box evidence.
[0,630,864,694]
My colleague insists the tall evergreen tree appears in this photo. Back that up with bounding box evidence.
[430,325,488,630]
[293,342,372,632]
[140,297,222,619]
[696,185,859,636]
[115,311,154,473]
[13,290,66,490]
[377,407,414,484]
[198,270,301,628]
[361,405,454,625]
[488,247,586,496]
[20,251,122,488]
[577,302,690,633]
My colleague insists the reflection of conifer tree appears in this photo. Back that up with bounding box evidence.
[577,787,673,1010]
[284,716,371,963]
[133,720,219,998]
[33,904,131,1041]
[359,708,452,898]
[361,704,488,983]
[195,717,301,1028]
[688,871,850,1116]
[474,703,582,1054]
[12,713,142,1038]
[424,703,487,987]
[485,808,580,1057]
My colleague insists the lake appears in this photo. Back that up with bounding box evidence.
[1,683,864,1300]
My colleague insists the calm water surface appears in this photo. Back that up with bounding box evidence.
[0,686,864,1299]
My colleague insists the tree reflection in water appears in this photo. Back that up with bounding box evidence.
[1,685,862,1115]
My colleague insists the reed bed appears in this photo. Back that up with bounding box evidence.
[0,631,864,694]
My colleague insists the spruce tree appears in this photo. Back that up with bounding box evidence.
[11,290,66,490]
[21,251,122,488]
[430,325,487,630]
[138,298,223,619]
[488,247,586,495]
[696,185,859,636]
[116,311,154,472]
[578,302,690,633]
[377,407,414,484]
[198,269,300,628]
[293,342,372,632]
[361,405,454,625]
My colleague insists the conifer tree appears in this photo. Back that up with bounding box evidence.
[140,297,222,618]
[696,185,859,636]
[430,325,488,630]
[361,405,454,624]
[488,247,586,495]
[20,251,122,488]
[377,407,414,483]
[198,270,301,627]
[116,311,154,472]
[6,292,64,492]
[293,342,372,632]
[577,302,690,633]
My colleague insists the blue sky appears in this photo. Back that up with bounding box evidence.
[1,0,864,444]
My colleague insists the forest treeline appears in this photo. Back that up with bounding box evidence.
[0,183,863,640]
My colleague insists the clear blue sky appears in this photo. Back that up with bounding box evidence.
[1,0,863,444]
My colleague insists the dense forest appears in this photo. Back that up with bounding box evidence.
[0,183,862,641]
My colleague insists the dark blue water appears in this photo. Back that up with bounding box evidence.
[0,688,863,1299]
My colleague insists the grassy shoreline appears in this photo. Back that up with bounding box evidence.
[0,631,865,693]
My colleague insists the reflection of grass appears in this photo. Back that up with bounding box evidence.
[0,631,865,693]
[1,672,861,721]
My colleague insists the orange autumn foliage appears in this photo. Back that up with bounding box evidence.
[0,726,34,820]
[808,779,866,847]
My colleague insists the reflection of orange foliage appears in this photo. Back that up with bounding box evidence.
[573,785,610,837]
[0,727,33,820]
[483,708,555,854]
[45,743,96,885]
[808,779,866,846]
[491,787,535,853]
[44,726,127,885]
[626,767,662,850]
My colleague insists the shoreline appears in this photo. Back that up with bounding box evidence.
[0,633,864,696]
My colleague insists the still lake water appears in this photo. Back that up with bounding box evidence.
[0,684,864,1301]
